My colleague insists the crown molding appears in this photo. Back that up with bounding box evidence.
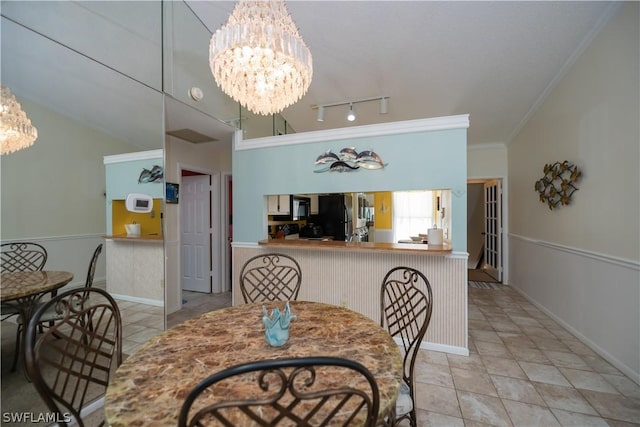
[103,149,164,164]
[234,114,469,151]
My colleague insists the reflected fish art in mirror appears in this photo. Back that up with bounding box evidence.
[262,301,296,347]
[314,147,387,173]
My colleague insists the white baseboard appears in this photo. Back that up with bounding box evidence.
[110,293,163,307]
[512,285,640,386]
[393,337,469,356]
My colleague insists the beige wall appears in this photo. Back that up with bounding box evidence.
[508,3,639,382]
[509,3,639,261]
[1,97,138,239]
[467,144,508,179]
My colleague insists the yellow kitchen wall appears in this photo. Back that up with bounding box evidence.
[112,198,163,236]
[374,192,392,229]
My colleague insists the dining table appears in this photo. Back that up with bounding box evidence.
[0,270,74,370]
[105,300,403,426]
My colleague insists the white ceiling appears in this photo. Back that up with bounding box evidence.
[1,1,617,150]
[188,1,616,145]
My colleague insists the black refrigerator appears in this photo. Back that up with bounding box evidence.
[318,194,352,241]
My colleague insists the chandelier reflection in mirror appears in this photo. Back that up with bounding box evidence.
[1,85,38,155]
[209,0,313,116]
[314,147,387,173]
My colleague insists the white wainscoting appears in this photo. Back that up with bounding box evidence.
[233,243,469,355]
[509,234,640,384]
[1,235,106,291]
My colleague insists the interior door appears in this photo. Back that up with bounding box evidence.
[181,174,211,293]
[483,179,503,282]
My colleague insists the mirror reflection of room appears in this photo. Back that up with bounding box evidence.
[266,190,451,245]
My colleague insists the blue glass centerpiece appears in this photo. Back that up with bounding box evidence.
[262,301,296,347]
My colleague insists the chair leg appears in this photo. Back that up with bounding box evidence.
[11,324,21,373]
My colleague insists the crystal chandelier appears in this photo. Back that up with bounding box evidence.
[1,85,38,155]
[209,0,312,116]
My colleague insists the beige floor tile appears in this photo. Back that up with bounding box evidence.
[417,349,450,367]
[559,368,620,394]
[542,350,591,371]
[481,356,528,379]
[581,354,623,375]
[561,339,598,357]
[530,336,571,352]
[451,367,498,397]
[125,326,162,344]
[491,375,545,406]
[508,315,544,328]
[469,329,503,344]
[580,389,640,424]
[489,320,523,333]
[414,362,454,388]
[533,382,598,415]
[457,391,512,427]
[415,409,465,427]
[602,374,640,399]
[518,362,572,387]
[501,400,561,427]
[469,319,494,331]
[550,408,610,427]
[604,419,640,427]
[475,340,513,358]
[497,332,537,349]
[414,382,461,418]
[506,345,550,364]
[520,326,557,339]
[447,353,486,372]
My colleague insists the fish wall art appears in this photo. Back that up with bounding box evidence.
[314,147,387,173]
[138,165,164,183]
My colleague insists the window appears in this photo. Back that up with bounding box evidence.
[392,191,434,242]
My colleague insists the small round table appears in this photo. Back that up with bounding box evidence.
[105,301,402,426]
[1,270,74,370]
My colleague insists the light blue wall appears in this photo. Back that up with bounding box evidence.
[233,128,467,251]
[105,158,165,234]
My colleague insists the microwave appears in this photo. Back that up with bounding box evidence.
[291,196,310,221]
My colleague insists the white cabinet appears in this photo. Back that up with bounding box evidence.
[267,195,291,215]
[309,194,319,214]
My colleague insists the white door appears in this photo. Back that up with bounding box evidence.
[181,175,211,293]
[483,179,503,282]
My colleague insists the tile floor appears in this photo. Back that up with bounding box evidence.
[117,285,640,426]
[408,285,640,426]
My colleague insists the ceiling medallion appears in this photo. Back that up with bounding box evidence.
[209,0,313,116]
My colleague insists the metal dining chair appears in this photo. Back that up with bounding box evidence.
[1,242,48,317]
[380,266,433,427]
[239,253,302,303]
[11,244,103,372]
[178,356,380,427]
[25,286,122,427]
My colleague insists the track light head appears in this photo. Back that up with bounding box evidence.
[380,97,388,114]
[316,106,325,122]
[347,104,356,122]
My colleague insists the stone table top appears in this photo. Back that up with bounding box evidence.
[105,301,403,426]
[0,270,73,302]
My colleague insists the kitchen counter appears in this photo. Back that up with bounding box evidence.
[259,238,452,254]
[104,234,163,243]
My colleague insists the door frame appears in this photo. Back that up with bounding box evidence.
[467,176,509,284]
[178,163,223,294]
[222,172,232,292]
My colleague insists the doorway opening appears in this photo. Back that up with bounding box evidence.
[467,178,504,283]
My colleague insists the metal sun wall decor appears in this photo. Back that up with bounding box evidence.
[314,147,387,173]
[534,161,582,210]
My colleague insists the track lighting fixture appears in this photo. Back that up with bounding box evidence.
[311,96,389,123]
[380,97,388,114]
[347,104,356,122]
